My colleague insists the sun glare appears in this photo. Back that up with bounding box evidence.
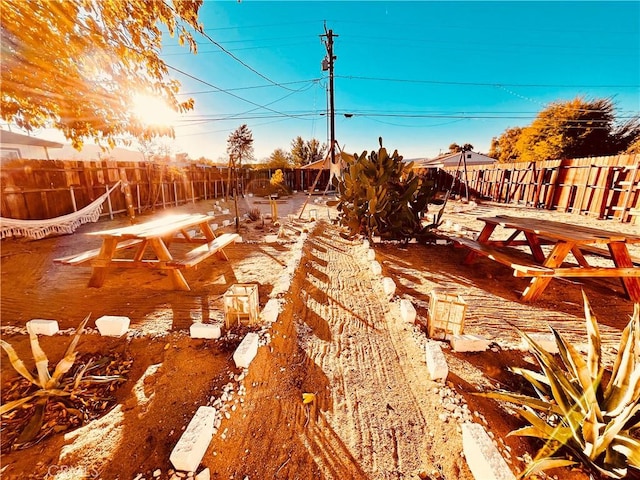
[132,94,178,127]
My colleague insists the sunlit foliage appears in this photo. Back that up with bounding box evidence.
[489,97,640,162]
[0,0,203,148]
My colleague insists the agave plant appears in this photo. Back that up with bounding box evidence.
[479,292,640,479]
[1,314,126,446]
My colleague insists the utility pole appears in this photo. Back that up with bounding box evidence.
[321,25,338,164]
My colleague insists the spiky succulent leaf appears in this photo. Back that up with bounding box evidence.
[582,291,602,384]
[520,457,578,478]
[0,340,39,387]
[26,322,51,388]
[47,313,90,388]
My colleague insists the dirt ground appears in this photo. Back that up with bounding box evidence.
[1,192,638,480]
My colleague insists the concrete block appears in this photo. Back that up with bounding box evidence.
[195,468,211,480]
[26,319,59,336]
[190,323,221,339]
[367,248,376,260]
[95,315,130,337]
[520,333,559,354]
[451,334,490,353]
[222,209,230,215]
[382,277,396,297]
[210,223,219,231]
[261,299,280,323]
[370,261,382,276]
[222,220,230,227]
[399,300,416,323]
[462,423,515,480]
[233,332,260,368]
[169,406,217,472]
[425,341,448,382]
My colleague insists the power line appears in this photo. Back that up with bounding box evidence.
[179,78,321,95]
[335,75,639,89]
[166,64,314,120]
[196,29,298,91]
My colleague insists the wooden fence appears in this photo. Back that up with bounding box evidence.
[2,155,638,225]
[418,154,640,224]
[0,160,326,221]
[0,159,234,220]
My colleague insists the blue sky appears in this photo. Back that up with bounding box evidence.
[161,1,639,161]
[29,1,635,161]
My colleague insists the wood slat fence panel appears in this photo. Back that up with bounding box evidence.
[417,154,639,224]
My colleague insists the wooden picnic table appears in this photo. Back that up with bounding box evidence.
[454,214,640,302]
[54,213,239,291]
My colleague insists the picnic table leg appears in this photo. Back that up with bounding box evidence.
[523,232,545,263]
[463,223,497,264]
[521,240,574,301]
[608,242,640,302]
[88,238,118,288]
[149,238,191,291]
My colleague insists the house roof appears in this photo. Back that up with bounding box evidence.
[412,151,496,168]
[0,130,64,148]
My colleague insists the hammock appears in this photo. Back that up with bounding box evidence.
[0,181,121,240]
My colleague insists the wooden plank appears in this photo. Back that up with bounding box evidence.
[479,215,640,243]
[168,233,239,268]
[54,239,143,265]
[454,237,554,276]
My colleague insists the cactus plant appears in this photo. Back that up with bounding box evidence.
[335,138,436,242]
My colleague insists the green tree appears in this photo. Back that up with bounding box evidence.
[226,124,254,202]
[0,0,203,148]
[448,143,474,153]
[290,136,327,166]
[264,148,292,170]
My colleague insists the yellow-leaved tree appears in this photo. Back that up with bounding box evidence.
[0,0,203,148]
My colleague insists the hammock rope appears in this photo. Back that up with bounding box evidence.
[0,181,121,240]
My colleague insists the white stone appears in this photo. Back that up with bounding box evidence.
[261,299,280,323]
[399,300,416,323]
[451,334,490,353]
[425,341,448,382]
[222,209,230,215]
[520,333,559,354]
[169,406,217,473]
[265,235,278,243]
[362,239,370,249]
[234,236,243,243]
[462,423,516,480]
[95,315,130,337]
[233,332,260,369]
[26,319,59,336]
[210,223,219,231]
[367,248,376,260]
[195,467,211,480]
[207,211,215,217]
[382,277,396,297]
[222,220,230,227]
[370,261,382,276]
[190,323,221,340]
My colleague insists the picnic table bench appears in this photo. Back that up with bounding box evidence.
[54,213,239,291]
[453,215,640,302]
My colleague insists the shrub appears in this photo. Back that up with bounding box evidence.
[478,292,640,479]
